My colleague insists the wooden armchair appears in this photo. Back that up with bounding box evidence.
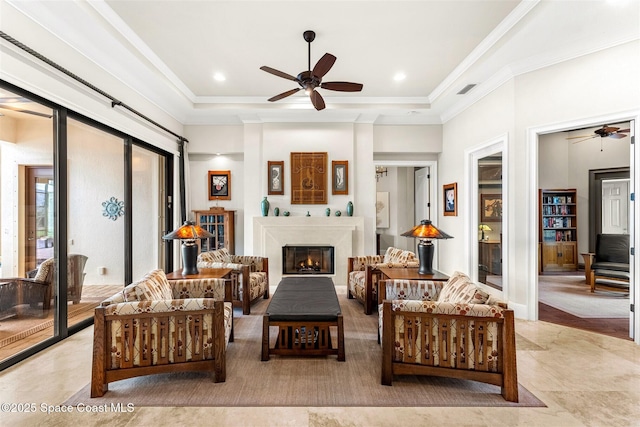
[347,247,419,315]
[197,248,269,314]
[91,269,233,397]
[582,234,630,293]
[378,274,518,402]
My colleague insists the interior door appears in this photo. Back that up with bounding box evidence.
[26,166,54,272]
[602,179,630,234]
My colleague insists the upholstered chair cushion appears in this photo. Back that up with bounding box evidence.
[383,247,417,264]
[381,279,443,301]
[197,248,233,264]
[437,271,490,304]
[33,258,55,282]
[351,255,384,271]
[124,269,173,302]
[348,270,367,301]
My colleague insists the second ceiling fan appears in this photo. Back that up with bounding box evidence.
[567,124,630,144]
[260,30,363,111]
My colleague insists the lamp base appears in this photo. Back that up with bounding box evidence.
[181,243,199,276]
[417,241,434,275]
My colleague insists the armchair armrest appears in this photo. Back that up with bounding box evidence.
[386,299,506,318]
[197,261,244,271]
[102,297,226,316]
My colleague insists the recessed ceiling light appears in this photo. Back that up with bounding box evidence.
[213,72,226,82]
[393,72,406,82]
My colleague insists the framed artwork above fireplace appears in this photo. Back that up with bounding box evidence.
[290,152,327,204]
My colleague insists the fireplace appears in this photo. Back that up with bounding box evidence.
[282,245,335,275]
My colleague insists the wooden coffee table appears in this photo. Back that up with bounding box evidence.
[262,277,345,362]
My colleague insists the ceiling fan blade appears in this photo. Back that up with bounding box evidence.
[566,135,592,139]
[608,133,627,139]
[267,88,301,102]
[310,90,326,111]
[321,81,363,92]
[260,66,298,81]
[312,53,336,78]
[616,128,630,133]
[570,136,597,143]
[0,104,52,118]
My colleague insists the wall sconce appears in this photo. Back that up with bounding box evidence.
[375,166,388,181]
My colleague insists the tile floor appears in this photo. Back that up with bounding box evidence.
[0,313,639,426]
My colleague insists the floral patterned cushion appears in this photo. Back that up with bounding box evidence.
[351,255,383,271]
[168,277,228,300]
[124,269,173,302]
[437,271,490,304]
[348,270,366,301]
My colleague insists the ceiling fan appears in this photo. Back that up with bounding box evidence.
[260,30,363,111]
[566,124,630,144]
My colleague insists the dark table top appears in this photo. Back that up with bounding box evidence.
[266,277,341,321]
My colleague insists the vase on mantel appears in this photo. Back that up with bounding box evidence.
[261,197,270,216]
[346,201,354,217]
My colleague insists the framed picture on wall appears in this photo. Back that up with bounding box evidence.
[331,160,348,195]
[290,152,328,204]
[443,182,457,216]
[208,170,231,200]
[480,193,502,222]
[268,161,284,195]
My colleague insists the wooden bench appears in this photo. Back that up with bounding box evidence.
[261,277,345,361]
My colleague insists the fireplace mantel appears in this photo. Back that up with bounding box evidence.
[253,216,365,286]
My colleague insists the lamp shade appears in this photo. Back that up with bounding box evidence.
[401,219,453,275]
[163,221,214,276]
[401,219,453,240]
[162,221,214,241]
[478,224,492,232]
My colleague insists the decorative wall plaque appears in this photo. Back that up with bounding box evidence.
[290,152,327,204]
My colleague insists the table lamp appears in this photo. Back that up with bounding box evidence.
[401,219,453,274]
[479,224,492,241]
[162,221,214,275]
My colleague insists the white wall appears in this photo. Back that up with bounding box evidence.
[441,40,640,317]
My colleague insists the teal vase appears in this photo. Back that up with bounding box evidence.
[335,210,341,216]
[274,207,280,216]
[325,208,331,216]
[261,197,269,216]
[346,201,354,216]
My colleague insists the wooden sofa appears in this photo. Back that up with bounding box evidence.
[91,269,233,397]
[378,274,518,402]
[197,248,269,314]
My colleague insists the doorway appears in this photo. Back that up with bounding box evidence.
[534,121,634,341]
[25,167,54,272]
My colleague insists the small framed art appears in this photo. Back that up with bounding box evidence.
[332,160,348,195]
[268,161,284,195]
[443,182,457,216]
[480,193,502,222]
[208,170,231,200]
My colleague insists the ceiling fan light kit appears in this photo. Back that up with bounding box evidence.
[260,30,363,111]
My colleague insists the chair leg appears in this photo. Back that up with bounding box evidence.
[589,270,596,292]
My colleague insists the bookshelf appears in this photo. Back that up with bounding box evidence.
[193,207,235,254]
[539,189,577,272]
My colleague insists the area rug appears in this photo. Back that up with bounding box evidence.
[65,289,544,408]
[538,275,629,318]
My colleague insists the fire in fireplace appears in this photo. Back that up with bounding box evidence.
[282,245,335,275]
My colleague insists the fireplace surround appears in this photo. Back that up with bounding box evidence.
[253,216,365,286]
